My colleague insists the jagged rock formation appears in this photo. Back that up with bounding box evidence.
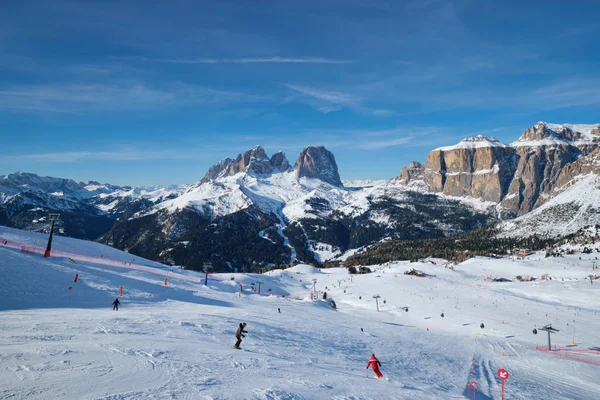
[400,122,600,215]
[398,161,424,184]
[501,124,582,214]
[201,145,341,186]
[294,146,343,187]
[202,146,274,181]
[553,146,600,191]
[270,151,291,172]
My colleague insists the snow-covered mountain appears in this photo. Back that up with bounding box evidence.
[497,146,600,240]
[2,121,599,271]
[0,172,185,240]
[100,145,496,270]
[399,122,600,216]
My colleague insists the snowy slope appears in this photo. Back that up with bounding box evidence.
[139,171,356,222]
[497,174,600,239]
[2,226,600,399]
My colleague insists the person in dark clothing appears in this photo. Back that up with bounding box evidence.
[278,308,281,313]
[234,322,247,349]
[113,298,120,311]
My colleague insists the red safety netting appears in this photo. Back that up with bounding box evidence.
[536,346,600,365]
[1,236,306,299]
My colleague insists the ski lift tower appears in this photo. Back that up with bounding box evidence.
[255,280,264,294]
[539,324,560,351]
[203,262,212,286]
[373,295,381,312]
[44,214,60,257]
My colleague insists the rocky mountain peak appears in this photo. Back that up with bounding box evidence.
[514,122,571,145]
[398,161,424,184]
[241,146,273,175]
[294,146,342,187]
[270,151,291,172]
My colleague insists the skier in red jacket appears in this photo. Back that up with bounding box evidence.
[366,353,383,378]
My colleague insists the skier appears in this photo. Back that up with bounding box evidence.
[366,353,383,378]
[278,308,281,313]
[112,298,120,311]
[234,322,247,349]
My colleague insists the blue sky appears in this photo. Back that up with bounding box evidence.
[1,0,599,186]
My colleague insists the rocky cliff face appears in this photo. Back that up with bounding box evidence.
[294,146,343,187]
[400,123,600,215]
[553,146,600,191]
[501,123,584,214]
[422,136,516,203]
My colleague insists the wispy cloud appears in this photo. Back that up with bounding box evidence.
[0,149,207,163]
[529,78,600,110]
[128,56,353,64]
[355,136,415,149]
[283,83,395,116]
[0,82,268,113]
[258,126,439,151]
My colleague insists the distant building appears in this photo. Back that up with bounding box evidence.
[513,248,530,260]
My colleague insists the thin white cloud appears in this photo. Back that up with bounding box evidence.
[283,83,395,116]
[0,150,205,163]
[129,56,353,64]
[355,136,415,149]
[0,82,268,113]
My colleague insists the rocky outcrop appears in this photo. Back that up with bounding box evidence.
[294,146,343,187]
[270,151,291,172]
[501,123,583,214]
[398,161,424,184]
[202,146,274,181]
[202,145,342,186]
[422,136,516,203]
[553,146,600,191]
[400,123,600,215]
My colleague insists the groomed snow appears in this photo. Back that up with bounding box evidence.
[1,226,600,399]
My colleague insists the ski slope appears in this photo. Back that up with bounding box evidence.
[1,226,599,399]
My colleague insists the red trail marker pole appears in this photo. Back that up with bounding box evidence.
[497,369,509,400]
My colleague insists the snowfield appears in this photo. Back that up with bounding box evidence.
[1,226,600,399]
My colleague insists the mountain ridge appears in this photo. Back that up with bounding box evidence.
[2,121,599,270]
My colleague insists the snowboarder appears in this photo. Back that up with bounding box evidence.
[366,353,383,378]
[234,322,247,349]
[112,298,120,311]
